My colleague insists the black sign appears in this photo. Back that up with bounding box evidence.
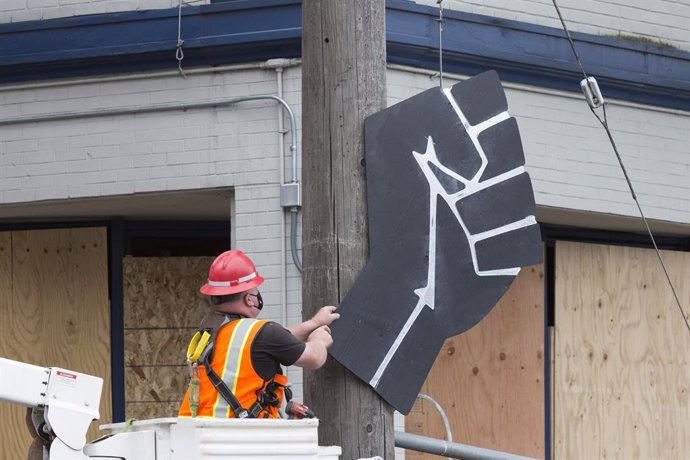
[329,70,543,414]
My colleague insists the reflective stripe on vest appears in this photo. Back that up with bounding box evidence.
[213,318,262,418]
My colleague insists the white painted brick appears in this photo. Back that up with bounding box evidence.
[119,116,151,132]
[68,159,100,173]
[251,211,283,226]
[116,168,149,181]
[86,170,116,184]
[168,176,201,190]
[0,178,21,191]
[69,134,101,149]
[4,189,36,202]
[149,165,181,179]
[9,8,42,21]
[99,157,133,171]
[55,149,87,162]
[184,137,214,152]
[37,137,69,150]
[0,153,22,166]
[7,139,38,154]
[36,186,68,200]
[182,163,215,176]
[40,5,74,19]
[2,0,27,12]
[166,150,199,165]
[32,161,68,176]
[27,0,58,9]
[54,172,85,186]
[6,164,29,177]
[100,181,135,195]
[86,119,119,135]
[87,145,120,158]
[22,150,54,164]
[134,178,167,193]
[199,175,227,189]
[67,184,101,198]
[133,153,165,168]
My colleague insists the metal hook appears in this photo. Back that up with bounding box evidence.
[436,0,444,88]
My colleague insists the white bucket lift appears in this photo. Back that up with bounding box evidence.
[89,418,341,460]
[0,357,341,460]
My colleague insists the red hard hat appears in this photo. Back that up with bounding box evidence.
[200,250,264,296]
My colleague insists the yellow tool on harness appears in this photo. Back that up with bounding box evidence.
[186,331,211,417]
[187,330,211,363]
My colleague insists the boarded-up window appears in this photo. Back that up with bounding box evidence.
[0,227,111,459]
[406,264,545,459]
[554,241,690,459]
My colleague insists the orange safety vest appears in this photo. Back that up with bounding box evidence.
[179,317,287,418]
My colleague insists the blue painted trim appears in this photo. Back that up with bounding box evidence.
[0,0,302,81]
[1,0,689,110]
[385,0,690,110]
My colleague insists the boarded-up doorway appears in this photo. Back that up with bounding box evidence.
[406,264,546,459]
[123,256,214,419]
[0,227,111,459]
[554,241,690,459]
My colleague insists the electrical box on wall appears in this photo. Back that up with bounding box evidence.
[281,183,302,208]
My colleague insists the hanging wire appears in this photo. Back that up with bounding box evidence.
[176,0,187,78]
[551,0,690,334]
[436,0,444,88]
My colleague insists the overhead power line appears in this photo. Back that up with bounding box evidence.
[551,0,690,334]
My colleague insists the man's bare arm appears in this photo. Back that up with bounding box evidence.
[288,306,339,341]
[293,325,333,369]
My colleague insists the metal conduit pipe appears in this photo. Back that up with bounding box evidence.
[273,64,289,327]
[394,432,537,460]
[290,207,302,272]
[262,61,303,274]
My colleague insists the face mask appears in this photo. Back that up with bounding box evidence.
[249,292,264,311]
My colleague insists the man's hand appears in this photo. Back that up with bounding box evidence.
[294,325,333,369]
[288,306,339,340]
[313,306,340,327]
[308,325,333,348]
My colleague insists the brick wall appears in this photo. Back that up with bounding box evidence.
[415,0,690,52]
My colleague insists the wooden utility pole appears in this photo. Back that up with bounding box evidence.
[301,1,393,459]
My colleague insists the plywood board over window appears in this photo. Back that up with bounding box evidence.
[406,264,545,459]
[123,256,214,419]
[555,241,690,459]
[0,228,111,459]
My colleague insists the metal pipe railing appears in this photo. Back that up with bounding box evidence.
[395,431,537,460]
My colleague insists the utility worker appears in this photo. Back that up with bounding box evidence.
[179,249,338,419]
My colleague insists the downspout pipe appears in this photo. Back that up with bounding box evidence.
[394,431,537,460]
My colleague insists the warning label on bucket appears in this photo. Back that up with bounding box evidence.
[55,370,77,387]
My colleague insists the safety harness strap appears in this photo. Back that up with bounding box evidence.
[189,312,279,419]
[203,357,250,419]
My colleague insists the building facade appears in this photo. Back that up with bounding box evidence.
[1,1,689,459]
